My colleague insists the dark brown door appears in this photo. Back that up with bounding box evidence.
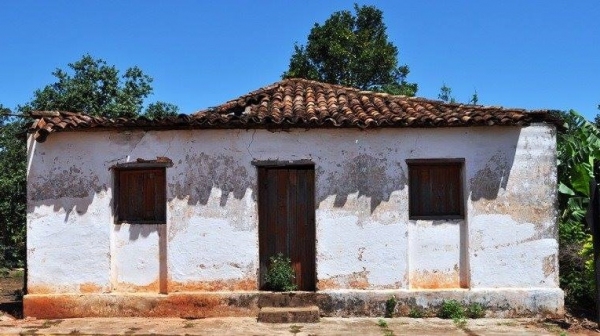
[258,165,316,291]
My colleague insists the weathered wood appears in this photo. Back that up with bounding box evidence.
[258,166,316,291]
[115,168,166,224]
[408,161,463,219]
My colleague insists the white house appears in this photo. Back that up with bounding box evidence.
[25,78,563,318]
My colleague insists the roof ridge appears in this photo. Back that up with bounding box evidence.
[28,79,562,143]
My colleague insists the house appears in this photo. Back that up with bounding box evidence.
[25,78,563,318]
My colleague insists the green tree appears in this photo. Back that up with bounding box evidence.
[23,54,178,119]
[144,101,179,119]
[469,90,479,105]
[556,110,600,309]
[282,4,417,96]
[438,83,456,103]
[0,105,26,270]
[0,56,179,269]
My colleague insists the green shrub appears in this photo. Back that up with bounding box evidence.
[408,308,423,318]
[466,303,485,318]
[384,296,397,318]
[437,300,465,320]
[264,253,297,291]
[559,224,595,310]
[555,110,599,311]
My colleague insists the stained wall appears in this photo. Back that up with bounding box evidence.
[26,125,559,296]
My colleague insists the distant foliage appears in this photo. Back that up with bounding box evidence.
[283,4,417,96]
[438,83,456,103]
[469,90,479,105]
[0,106,26,270]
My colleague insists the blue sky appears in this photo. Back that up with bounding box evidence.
[1,1,599,120]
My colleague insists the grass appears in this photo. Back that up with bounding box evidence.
[377,318,395,336]
[124,326,142,335]
[496,321,517,327]
[10,269,24,279]
[289,324,303,334]
[40,319,64,329]
[541,322,566,334]
[453,317,467,328]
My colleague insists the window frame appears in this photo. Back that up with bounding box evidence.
[113,164,168,224]
[406,158,465,220]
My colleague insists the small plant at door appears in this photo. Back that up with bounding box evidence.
[265,253,297,291]
[384,296,397,318]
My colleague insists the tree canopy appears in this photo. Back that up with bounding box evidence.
[0,105,26,269]
[282,4,417,96]
[22,54,178,119]
[0,55,179,271]
[144,101,180,120]
[438,83,456,103]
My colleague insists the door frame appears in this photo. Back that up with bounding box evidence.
[254,160,316,291]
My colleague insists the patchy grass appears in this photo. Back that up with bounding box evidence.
[124,326,142,335]
[377,318,395,336]
[289,324,303,334]
[540,321,567,334]
[40,319,64,329]
[496,321,517,327]
[10,269,24,279]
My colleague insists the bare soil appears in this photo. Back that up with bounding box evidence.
[0,269,23,318]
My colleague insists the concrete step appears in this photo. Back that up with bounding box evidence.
[257,306,320,323]
[258,292,322,308]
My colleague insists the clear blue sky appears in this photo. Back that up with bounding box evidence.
[1,1,599,120]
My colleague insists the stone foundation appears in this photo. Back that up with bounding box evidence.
[24,289,563,319]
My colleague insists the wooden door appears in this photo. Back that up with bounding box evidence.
[258,166,316,291]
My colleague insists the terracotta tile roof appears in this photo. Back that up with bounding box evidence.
[28,78,560,142]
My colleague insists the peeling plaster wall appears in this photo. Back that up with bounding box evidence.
[26,125,559,298]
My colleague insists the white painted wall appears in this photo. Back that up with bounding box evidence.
[27,125,558,293]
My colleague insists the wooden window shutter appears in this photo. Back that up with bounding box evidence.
[408,160,464,219]
[116,168,166,224]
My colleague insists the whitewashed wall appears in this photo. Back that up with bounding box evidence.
[26,125,558,294]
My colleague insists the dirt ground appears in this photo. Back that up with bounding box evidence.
[0,269,23,319]
[0,316,589,336]
[0,271,599,335]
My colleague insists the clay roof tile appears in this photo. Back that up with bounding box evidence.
[27,78,562,142]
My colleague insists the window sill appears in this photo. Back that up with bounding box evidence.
[115,221,166,225]
[409,215,464,221]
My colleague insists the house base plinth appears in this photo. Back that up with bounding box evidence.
[24,288,564,319]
